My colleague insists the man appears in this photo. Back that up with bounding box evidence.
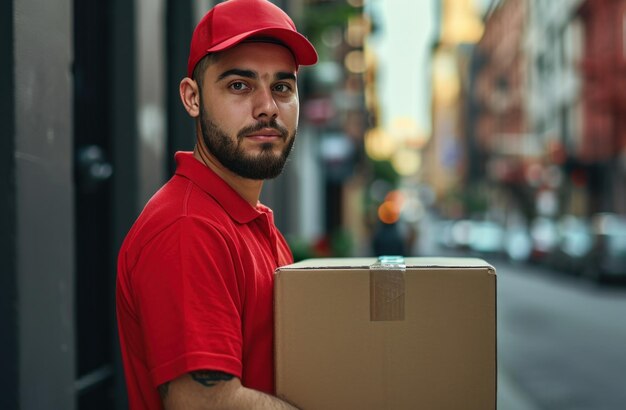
[116,0,317,408]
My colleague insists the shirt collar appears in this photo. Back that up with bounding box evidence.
[174,151,269,224]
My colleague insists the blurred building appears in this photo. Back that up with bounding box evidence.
[466,0,626,225]
[526,0,626,218]
[426,0,486,218]
[477,0,530,217]
[526,0,584,218]
[576,0,626,214]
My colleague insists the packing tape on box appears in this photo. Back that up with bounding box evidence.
[370,256,406,321]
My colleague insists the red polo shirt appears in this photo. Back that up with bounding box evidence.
[116,151,293,410]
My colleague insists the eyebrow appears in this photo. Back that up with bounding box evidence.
[276,72,297,82]
[217,69,256,81]
[216,68,296,82]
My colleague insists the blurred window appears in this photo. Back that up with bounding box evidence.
[623,11,626,56]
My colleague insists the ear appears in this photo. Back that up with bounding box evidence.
[180,77,200,118]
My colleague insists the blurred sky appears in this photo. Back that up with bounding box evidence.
[367,0,436,136]
[367,0,492,139]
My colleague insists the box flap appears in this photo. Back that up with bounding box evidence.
[277,257,495,273]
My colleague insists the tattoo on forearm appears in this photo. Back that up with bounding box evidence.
[191,370,235,388]
[158,382,170,399]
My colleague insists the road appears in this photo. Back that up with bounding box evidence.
[495,258,626,410]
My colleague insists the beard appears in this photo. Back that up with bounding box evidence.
[199,107,296,180]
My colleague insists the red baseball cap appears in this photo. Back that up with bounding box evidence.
[187,0,318,77]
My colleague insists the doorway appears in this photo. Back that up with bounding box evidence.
[73,0,116,407]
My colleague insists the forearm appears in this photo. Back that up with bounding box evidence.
[161,372,299,410]
[222,385,299,410]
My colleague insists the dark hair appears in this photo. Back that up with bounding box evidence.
[192,53,219,90]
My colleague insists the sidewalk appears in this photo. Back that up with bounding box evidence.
[498,368,539,410]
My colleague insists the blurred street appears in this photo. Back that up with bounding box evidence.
[418,211,626,410]
[496,259,626,410]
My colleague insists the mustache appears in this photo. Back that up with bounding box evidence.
[237,119,289,140]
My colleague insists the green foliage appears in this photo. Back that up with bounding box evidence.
[287,235,317,262]
[464,186,488,215]
[329,228,353,257]
[302,3,361,45]
[287,228,354,262]
[371,159,400,185]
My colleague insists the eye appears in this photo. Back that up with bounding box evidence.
[273,83,293,93]
[229,81,250,92]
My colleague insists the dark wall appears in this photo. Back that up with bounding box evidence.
[14,0,76,407]
[0,1,17,409]
[4,1,197,407]
[109,1,138,407]
[167,0,195,174]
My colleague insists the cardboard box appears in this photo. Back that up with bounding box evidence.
[274,257,496,410]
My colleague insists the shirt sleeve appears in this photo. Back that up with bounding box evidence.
[131,216,244,387]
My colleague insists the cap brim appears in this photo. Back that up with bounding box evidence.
[206,27,318,66]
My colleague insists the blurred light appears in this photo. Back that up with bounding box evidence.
[432,52,460,104]
[319,133,353,162]
[417,184,436,207]
[505,227,533,262]
[525,163,543,187]
[385,190,405,206]
[536,190,558,216]
[544,165,563,189]
[391,149,421,176]
[469,221,504,253]
[593,213,626,235]
[312,61,343,87]
[346,16,368,48]
[451,220,472,247]
[303,97,335,124]
[547,140,567,164]
[406,132,429,149]
[389,117,429,149]
[402,197,425,223]
[531,217,558,252]
[344,50,366,74]
[347,0,363,7]
[321,26,343,48]
[365,128,397,160]
[378,200,401,224]
[389,117,415,140]
[558,215,592,257]
[440,0,484,45]
[377,190,407,225]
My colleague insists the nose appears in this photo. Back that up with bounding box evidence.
[252,87,279,120]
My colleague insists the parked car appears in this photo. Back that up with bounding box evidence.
[529,217,559,263]
[435,219,473,252]
[468,220,505,256]
[585,213,626,282]
[547,215,594,275]
[435,220,457,250]
[504,224,533,262]
[451,219,473,251]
